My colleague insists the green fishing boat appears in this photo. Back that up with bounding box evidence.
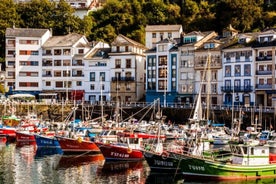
[172,143,276,180]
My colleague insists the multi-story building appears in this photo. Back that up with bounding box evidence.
[221,33,255,107]
[83,42,110,103]
[145,38,178,105]
[109,34,147,103]
[177,31,218,106]
[194,36,223,106]
[41,33,91,101]
[252,29,276,107]
[145,25,183,49]
[5,27,52,96]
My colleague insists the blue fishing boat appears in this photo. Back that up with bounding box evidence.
[34,133,60,148]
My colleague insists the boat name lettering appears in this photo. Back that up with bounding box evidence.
[188,164,205,171]
[111,152,129,158]
[41,140,53,144]
[154,160,173,167]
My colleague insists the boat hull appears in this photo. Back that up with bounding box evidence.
[96,142,144,161]
[16,131,35,142]
[34,134,60,148]
[143,150,181,173]
[56,136,100,154]
[0,127,16,138]
[174,152,276,180]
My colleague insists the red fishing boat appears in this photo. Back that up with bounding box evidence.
[15,124,37,142]
[0,126,16,140]
[95,131,163,161]
[55,135,101,154]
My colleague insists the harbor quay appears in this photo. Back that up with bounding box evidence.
[0,101,275,131]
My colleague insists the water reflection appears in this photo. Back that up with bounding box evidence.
[1,142,276,184]
[58,153,105,169]
[145,172,184,184]
[98,161,149,184]
[35,147,63,158]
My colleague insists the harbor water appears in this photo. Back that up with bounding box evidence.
[0,142,276,184]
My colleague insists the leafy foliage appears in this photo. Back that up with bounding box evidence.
[0,0,275,56]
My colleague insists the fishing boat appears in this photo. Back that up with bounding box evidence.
[55,135,101,154]
[15,124,37,142]
[35,147,63,158]
[34,133,60,148]
[173,143,276,180]
[0,125,17,141]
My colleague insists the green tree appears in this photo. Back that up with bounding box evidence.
[215,0,264,33]
[0,0,18,57]
[16,0,55,28]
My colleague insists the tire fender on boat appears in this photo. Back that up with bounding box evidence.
[161,151,169,159]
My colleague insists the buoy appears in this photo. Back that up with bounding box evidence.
[77,137,82,143]
[127,148,132,154]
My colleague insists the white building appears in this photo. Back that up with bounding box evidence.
[83,42,110,103]
[41,33,91,101]
[145,25,183,49]
[5,27,52,95]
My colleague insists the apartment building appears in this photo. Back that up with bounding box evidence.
[83,42,111,103]
[252,29,276,107]
[145,25,183,49]
[5,27,52,96]
[41,33,91,101]
[109,34,147,103]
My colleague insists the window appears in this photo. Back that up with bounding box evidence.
[31,51,39,55]
[100,72,105,81]
[90,84,95,90]
[172,81,176,90]
[126,59,131,68]
[235,65,241,76]
[180,72,187,80]
[8,50,15,56]
[159,56,167,66]
[115,59,121,68]
[63,60,70,66]
[63,49,71,55]
[63,70,70,77]
[244,64,251,76]
[54,49,61,55]
[101,84,105,90]
[55,81,63,88]
[76,81,82,86]
[54,71,62,77]
[244,79,250,89]
[126,83,131,90]
[152,33,156,38]
[54,60,62,66]
[78,49,84,54]
[125,46,129,52]
[90,72,95,81]
[168,32,172,38]
[225,66,231,77]
[45,81,51,86]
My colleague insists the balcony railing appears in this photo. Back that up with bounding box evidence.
[255,56,272,61]
[256,70,272,75]
[256,84,272,89]
[221,86,253,92]
[111,77,135,81]
[72,74,84,77]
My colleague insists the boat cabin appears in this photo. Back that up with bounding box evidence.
[230,144,269,165]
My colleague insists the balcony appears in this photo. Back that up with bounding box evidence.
[256,84,272,89]
[221,86,253,92]
[256,70,272,75]
[111,77,135,81]
[255,56,272,61]
[72,74,84,77]
[42,74,52,77]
